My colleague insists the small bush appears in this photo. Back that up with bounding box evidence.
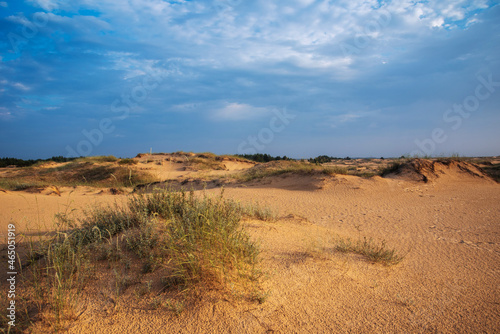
[241,202,277,221]
[335,237,404,266]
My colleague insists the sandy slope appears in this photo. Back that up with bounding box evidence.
[1,166,499,333]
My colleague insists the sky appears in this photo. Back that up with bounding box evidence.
[0,0,499,159]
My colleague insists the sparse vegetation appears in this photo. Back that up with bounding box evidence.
[379,161,402,176]
[188,157,226,170]
[241,202,277,221]
[0,156,79,168]
[75,155,118,163]
[481,162,500,182]
[354,171,378,178]
[11,188,266,331]
[0,180,43,191]
[0,160,156,190]
[175,152,254,170]
[118,158,138,165]
[237,161,348,182]
[334,237,404,266]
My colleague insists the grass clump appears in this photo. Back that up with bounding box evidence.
[14,188,264,331]
[334,237,404,266]
[129,189,260,289]
[241,202,277,221]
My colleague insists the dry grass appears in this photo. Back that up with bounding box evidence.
[334,237,404,266]
[8,189,266,332]
[0,160,157,191]
[187,157,226,170]
[75,155,118,163]
[237,161,348,182]
[379,161,403,176]
[118,158,138,165]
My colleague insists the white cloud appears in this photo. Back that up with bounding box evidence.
[0,2,8,8]
[430,17,445,28]
[104,52,162,80]
[212,102,273,121]
[12,82,30,91]
[28,0,60,11]
[32,0,488,79]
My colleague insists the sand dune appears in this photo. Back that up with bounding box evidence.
[1,157,499,333]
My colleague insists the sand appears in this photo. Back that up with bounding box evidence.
[1,158,499,333]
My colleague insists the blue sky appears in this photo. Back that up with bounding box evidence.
[1,0,499,159]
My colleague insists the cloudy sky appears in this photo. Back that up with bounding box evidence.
[1,0,499,159]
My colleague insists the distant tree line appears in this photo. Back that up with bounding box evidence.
[237,153,292,163]
[238,154,358,164]
[0,156,79,168]
[308,155,354,163]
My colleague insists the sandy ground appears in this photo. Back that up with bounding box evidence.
[1,160,499,333]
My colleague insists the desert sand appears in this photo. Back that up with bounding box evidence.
[1,155,499,333]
